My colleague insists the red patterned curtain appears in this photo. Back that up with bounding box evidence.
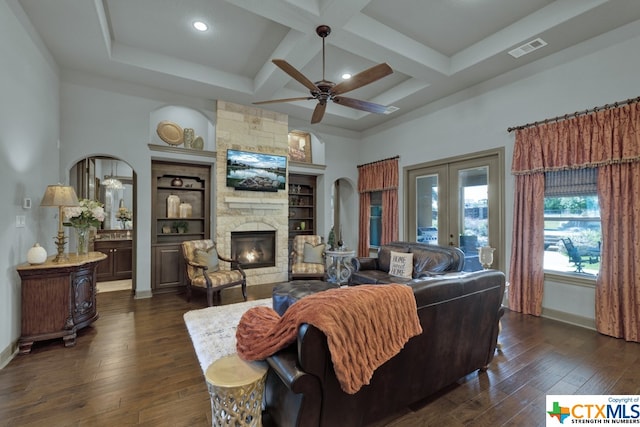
[510,102,640,342]
[357,157,399,257]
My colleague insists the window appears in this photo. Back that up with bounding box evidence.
[369,191,382,248]
[543,169,601,276]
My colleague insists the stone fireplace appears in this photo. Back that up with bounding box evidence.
[215,101,290,286]
[231,230,276,269]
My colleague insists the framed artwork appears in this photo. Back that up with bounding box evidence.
[288,131,312,163]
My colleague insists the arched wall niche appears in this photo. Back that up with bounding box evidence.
[150,105,215,150]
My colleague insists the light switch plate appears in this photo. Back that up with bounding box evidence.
[16,215,26,227]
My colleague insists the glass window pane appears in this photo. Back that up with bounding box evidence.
[543,195,601,275]
[416,175,438,244]
[459,167,488,271]
[369,191,382,248]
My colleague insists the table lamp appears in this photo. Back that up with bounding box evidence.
[40,184,79,262]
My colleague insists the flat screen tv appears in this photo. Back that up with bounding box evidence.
[226,149,287,192]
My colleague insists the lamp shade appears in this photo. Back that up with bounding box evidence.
[40,184,79,207]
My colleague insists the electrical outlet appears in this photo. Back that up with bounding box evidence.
[16,216,26,228]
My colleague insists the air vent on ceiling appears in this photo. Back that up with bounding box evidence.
[508,38,548,58]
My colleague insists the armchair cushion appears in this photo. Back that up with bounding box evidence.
[194,247,219,273]
[303,242,325,264]
[190,269,245,289]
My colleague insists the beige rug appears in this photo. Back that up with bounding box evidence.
[183,298,271,374]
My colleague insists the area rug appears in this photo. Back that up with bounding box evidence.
[183,298,271,374]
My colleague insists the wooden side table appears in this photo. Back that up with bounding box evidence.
[205,354,268,426]
[16,252,107,354]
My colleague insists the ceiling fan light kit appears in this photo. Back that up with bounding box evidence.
[254,25,395,124]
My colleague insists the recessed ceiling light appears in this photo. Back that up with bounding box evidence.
[193,21,208,32]
[341,73,352,80]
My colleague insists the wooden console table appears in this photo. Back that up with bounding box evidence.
[16,252,107,354]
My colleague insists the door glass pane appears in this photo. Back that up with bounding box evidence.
[415,174,438,244]
[458,167,488,271]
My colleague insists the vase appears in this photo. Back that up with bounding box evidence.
[27,243,48,264]
[76,228,90,256]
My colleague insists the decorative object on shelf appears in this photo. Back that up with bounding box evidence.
[179,202,193,218]
[183,128,195,148]
[63,198,105,256]
[116,206,132,230]
[162,224,172,234]
[40,184,80,263]
[300,221,306,231]
[479,246,495,269]
[27,243,47,265]
[289,209,295,218]
[288,130,312,163]
[173,220,188,234]
[171,177,184,187]
[167,194,180,218]
[192,135,204,150]
[156,120,184,146]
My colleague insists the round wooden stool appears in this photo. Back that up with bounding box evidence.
[205,354,268,426]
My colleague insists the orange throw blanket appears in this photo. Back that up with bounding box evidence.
[235,284,422,394]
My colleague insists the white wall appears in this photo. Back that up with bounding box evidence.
[0,1,60,365]
[360,21,640,323]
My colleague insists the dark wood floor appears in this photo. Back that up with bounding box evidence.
[1,285,638,427]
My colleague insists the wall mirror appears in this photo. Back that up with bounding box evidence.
[70,156,134,231]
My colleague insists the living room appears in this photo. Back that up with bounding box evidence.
[2,1,640,421]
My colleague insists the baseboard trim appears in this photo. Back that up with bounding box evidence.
[0,341,17,369]
[541,308,596,330]
[134,289,153,299]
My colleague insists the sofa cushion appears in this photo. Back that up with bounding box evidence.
[388,251,413,278]
[378,245,410,273]
[411,245,462,273]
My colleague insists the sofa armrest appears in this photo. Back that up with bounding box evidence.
[266,346,322,427]
[353,257,378,271]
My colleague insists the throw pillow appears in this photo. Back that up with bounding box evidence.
[194,247,219,273]
[303,242,325,264]
[388,251,413,279]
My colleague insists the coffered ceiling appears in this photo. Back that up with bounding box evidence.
[16,0,640,132]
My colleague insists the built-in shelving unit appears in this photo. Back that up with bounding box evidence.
[151,161,211,293]
[288,174,317,246]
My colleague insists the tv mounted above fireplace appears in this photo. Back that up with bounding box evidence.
[226,149,287,192]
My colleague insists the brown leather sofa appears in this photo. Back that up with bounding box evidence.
[263,269,506,427]
[350,241,465,285]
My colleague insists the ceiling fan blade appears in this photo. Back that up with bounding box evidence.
[311,102,327,124]
[332,96,393,114]
[272,59,319,92]
[253,97,314,105]
[331,63,393,95]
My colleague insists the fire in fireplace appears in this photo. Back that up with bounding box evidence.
[230,231,276,269]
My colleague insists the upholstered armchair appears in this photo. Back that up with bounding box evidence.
[289,235,326,280]
[181,239,246,306]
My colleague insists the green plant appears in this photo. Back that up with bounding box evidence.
[173,220,188,233]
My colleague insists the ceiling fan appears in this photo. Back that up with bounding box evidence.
[253,25,394,124]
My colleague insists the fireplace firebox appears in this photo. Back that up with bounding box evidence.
[230,231,276,269]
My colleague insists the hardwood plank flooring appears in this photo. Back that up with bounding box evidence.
[1,285,638,426]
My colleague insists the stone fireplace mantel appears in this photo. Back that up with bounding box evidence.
[224,196,288,210]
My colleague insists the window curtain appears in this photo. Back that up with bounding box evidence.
[510,102,640,342]
[357,157,399,257]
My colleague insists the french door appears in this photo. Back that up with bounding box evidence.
[406,150,504,272]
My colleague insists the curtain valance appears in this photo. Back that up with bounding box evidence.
[357,157,398,193]
[512,102,640,175]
